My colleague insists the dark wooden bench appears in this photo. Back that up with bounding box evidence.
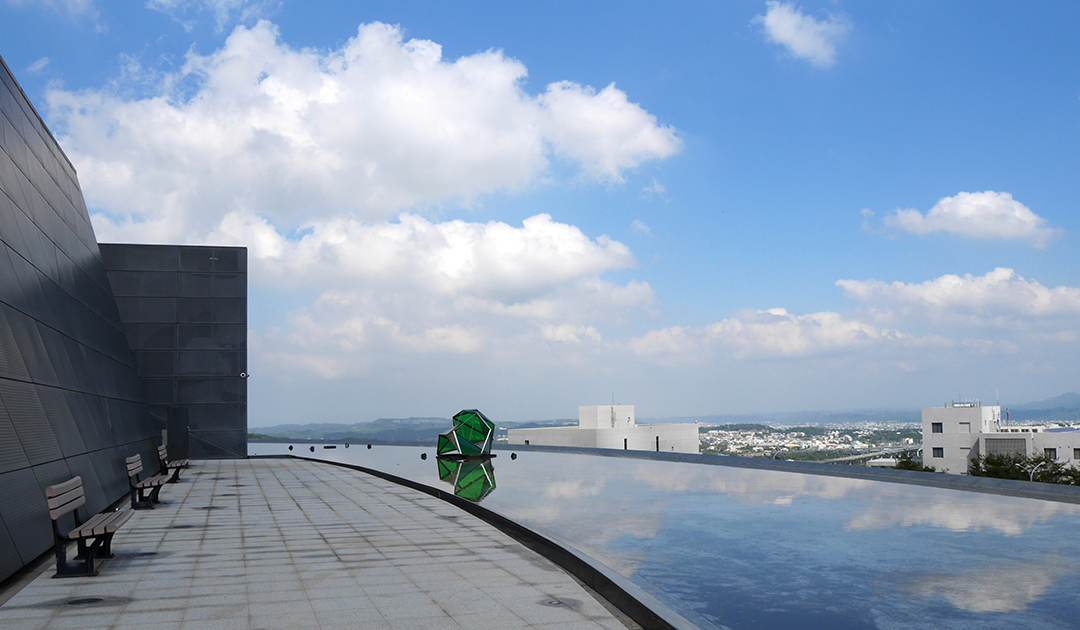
[127,453,173,509]
[158,444,188,483]
[45,476,133,578]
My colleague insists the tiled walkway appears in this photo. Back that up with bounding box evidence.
[0,459,628,629]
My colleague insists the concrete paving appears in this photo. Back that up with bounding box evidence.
[0,459,629,630]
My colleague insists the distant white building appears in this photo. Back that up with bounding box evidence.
[507,405,700,454]
[922,400,1080,474]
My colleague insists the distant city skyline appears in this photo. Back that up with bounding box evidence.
[2,1,1078,425]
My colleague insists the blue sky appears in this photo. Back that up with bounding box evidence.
[2,1,1079,424]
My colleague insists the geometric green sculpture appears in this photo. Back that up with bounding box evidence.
[436,409,495,458]
[436,457,497,502]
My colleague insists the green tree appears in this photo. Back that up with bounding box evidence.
[969,453,1078,484]
[893,452,936,473]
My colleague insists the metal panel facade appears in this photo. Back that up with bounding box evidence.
[99,244,248,460]
[0,54,160,582]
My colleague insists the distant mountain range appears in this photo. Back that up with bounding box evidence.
[1010,392,1080,411]
[248,393,1080,441]
[1005,392,1080,423]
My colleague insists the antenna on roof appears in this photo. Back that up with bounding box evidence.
[996,387,999,406]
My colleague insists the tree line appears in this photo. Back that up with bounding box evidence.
[895,452,1080,485]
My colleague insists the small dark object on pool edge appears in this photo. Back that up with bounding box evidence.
[288,445,293,451]
[511,453,517,460]
[345,443,350,448]
[367,444,372,449]
[421,453,427,460]
[310,446,315,452]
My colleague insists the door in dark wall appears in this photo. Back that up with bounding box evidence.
[167,407,189,460]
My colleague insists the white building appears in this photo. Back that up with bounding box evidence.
[922,400,1080,474]
[507,405,700,454]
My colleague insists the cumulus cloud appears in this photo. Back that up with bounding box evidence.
[49,20,681,243]
[754,1,851,68]
[240,213,650,379]
[881,191,1062,248]
[260,270,650,377]
[538,82,680,183]
[629,307,908,361]
[838,268,1080,325]
[199,212,637,300]
[146,0,278,32]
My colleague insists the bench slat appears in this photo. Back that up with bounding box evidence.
[70,510,132,538]
[136,473,171,488]
[46,477,82,498]
[46,477,86,520]
[48,492,86,520]
[126,454,143,477]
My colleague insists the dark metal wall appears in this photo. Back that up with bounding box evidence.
[0,55,160,583]
[99,244,247,460]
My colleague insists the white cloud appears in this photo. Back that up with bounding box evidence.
[198,212,636,300]
[754,1,851,68]
[881,191,1062,248]
[541,324,602,343]
[642,179,666,197]
[629,307,909,361]
[230,213,648,379]
[146,0,278,32]
[26,57,50,74]
[49,20,681,243]
[631,219,651,235]
[255,271,650,381]
[838,268,1080,324]
[538,82,681,183]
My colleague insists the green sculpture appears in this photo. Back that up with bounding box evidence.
[437,458,496,502]
[437,409,495,457]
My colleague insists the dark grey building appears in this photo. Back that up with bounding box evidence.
[0,53,247,583]
[100,244,247,460]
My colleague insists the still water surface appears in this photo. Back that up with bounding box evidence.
[249,443,1080,630]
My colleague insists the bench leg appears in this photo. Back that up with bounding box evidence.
[54,537,101,578]
[74,537,89,560]
[131,487,154,510]
[98,533,116,559]
[150,484,163,504]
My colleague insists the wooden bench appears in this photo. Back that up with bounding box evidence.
[45,476,133,578]
[158,444,188,483]
[127,453,173,510]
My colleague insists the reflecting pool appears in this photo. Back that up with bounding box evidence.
[250,443,1080,630]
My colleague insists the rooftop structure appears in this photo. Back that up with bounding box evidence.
[507,405,699,454]
[923,399,1080,474]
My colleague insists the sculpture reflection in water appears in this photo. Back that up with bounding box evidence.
[436,409,497,502]
[437,457,497,502]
